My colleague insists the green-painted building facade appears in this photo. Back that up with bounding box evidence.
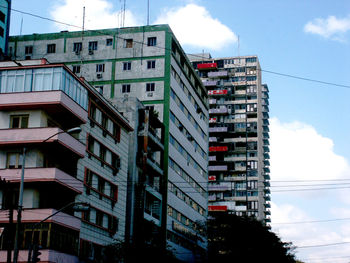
[9,25,208,262]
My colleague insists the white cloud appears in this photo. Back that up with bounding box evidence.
[304,15,350,41]
[272,202,350,263]
[270,117,350,182]
[154,4,237,50]
[50,0,141,31]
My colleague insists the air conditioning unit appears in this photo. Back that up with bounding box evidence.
[89,50,94,55]
[124,94,129,98]
[75,50,80,55]
[147,92,153,97]
[97,73,103,79]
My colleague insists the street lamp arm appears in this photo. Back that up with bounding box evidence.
[27,201,89,263]
[42,127,82,143]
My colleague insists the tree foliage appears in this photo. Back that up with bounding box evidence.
[208,213,296,263]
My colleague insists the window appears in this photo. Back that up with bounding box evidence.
[146,83,155,92]
[47,44,56,53]
[89,41,98,51]
[72,65,81,74]
[122,84,130,93]
[106,38,113,46]
[147,37,157,46]
[6,152,23,169]
[96,64,105,72]
[0,11,5,23]
[147,60,155,69]
[10,115,29,128]
[123,62,131,71]
[73,42,82,52]
[25,46,33,55]
[124,39,133,48]
[0,26,3,38]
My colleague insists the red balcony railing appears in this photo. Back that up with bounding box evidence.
[197,63,217,70]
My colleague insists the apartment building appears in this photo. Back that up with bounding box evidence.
[0,0,10,57]
[9,24,209,261]
[190,54,270,223]
[0,59,132,262]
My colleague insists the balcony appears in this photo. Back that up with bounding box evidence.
[208,71,228,78]
[208,205,227,211]
[209,175,217,181]
[209,137,217,142]
[209,106,228,114]
[209,184,230,191]
[208,165,228,171]
[209,156,216,161]
[0,90,88,126]
[209,127,227,133]
[209,99,217,104]
[209,146,228,152]
[0,167,83,193]
[148,131,164,152]
[0,127,85,157]
[0,208,81,230]
[203,80,218,87]
[197,62,217,70]
[209,117,217,123]
[208,89,228,96]
[146,158,163,176]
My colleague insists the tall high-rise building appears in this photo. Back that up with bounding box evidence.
[0,0,11,57]
[190,54,270,223]
[9,24,209,261]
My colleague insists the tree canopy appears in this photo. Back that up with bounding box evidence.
[208,213,296,263]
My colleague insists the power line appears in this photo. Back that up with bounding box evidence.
[273,217,350,225]
[297,241,350,249]
[6,4,350,90]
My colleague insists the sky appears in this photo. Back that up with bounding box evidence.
[8,0,350,262]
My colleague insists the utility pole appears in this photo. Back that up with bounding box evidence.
[13,147,26,263]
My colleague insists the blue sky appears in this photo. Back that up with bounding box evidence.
[9,0,350,262]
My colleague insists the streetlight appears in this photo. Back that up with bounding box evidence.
[27,201,90,263]
[13,127,82,263]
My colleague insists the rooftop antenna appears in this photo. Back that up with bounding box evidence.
[237,35,240,57]
[82,6,85,33]
[19,16,23,35]
[122,0,126,27]
[147,0,150,25]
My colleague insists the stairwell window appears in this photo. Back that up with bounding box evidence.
[147,37,157,46]
[47,44,56,54]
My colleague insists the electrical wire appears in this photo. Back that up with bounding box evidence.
[3,4,350,90]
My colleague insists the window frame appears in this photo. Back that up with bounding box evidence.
[88,41,98,51]
[122,84,131,93]
[146,83,155,92]
[47,44,56,54]
[10,115,29,128]
[147,60,156,69]
[147,37,157,47]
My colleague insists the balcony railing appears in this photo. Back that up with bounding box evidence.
[209,127,227,133]
[203,80,217,87]
[208,71,228,78]
[0,127,85,157]
[208,165,228,171]
[208,89,228,96]
[197,63,217,70]
[0,167,83,193]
